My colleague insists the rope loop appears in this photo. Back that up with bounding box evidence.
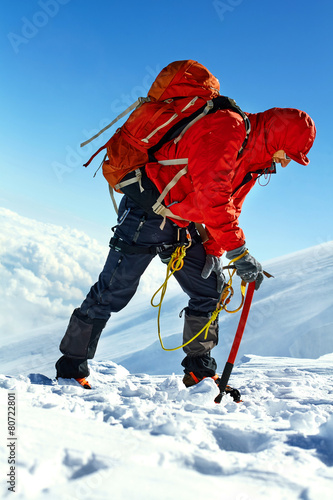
[151,247,248,352]
[150,246,187,310]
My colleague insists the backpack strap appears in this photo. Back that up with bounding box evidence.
[151,159,189,228]
[115,159,190,229]
[81,97,150,148]
[115,169,144,193]
[173,100,214,144]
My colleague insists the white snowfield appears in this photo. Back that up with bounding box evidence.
[1,208,333,499]
[0,356,333,500]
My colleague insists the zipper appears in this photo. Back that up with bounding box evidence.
[107,256,123,287]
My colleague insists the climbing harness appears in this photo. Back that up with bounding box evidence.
[109,223,193,257]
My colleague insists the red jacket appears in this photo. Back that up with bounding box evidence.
[146,107,316,256]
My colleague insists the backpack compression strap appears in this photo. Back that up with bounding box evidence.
[81,97,151,148]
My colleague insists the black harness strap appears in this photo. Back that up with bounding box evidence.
[109,236,177,255]
[109,224,194,256]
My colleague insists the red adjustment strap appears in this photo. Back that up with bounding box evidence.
[75,378,92,389]
[189,372,220,384]
[83,143,107,168]
[189,372,201,384]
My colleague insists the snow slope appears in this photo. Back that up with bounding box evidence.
[1,355,333,499]
[1,208,333,499]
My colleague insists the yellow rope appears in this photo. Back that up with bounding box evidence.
[151,247,249,352]
[151,246,186,308]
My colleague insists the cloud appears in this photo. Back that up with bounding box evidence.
[0,207,176,338]
[0,207,107,336]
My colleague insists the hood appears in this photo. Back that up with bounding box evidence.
[148,60,220,101]
[243,108,316,170]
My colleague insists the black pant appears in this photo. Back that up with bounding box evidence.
[80,196,220,319]
[56,196,220,379]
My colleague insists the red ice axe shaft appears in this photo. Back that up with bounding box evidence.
[214,281,256,404]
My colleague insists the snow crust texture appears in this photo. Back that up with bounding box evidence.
[1,355,333,500]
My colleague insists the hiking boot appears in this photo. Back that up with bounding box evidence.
[75,377,92,389]
[182,372,220,387]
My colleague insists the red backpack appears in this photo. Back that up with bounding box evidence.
[82,60,220,185]
[82,60,250,216]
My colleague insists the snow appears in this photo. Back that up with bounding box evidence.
[1,208,333,499]
[1,357,333,499]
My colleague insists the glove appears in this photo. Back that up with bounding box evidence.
[226,245,264,290]
[201,254,225,293]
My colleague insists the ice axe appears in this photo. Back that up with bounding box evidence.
[214,280,256,404]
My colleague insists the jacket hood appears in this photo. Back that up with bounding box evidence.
[244,108,316,169]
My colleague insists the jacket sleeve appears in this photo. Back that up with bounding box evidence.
[187,111,247,255]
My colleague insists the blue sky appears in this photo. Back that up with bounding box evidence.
[1,0,332,261]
